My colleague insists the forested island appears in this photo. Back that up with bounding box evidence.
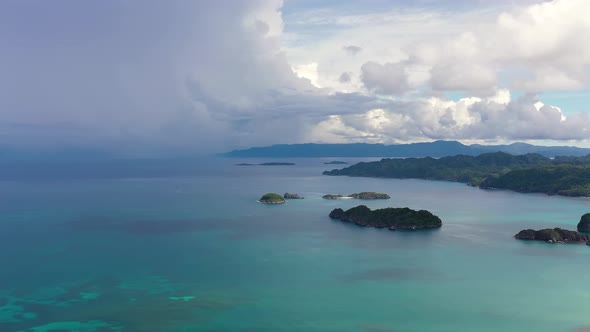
[349,192,390,199]
[324,152,590,197]
[237,162,295,166]
[258,193,286,204]
[329,205,442,230]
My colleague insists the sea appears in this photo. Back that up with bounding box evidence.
[1,157,589,332]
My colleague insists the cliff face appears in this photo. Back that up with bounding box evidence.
[578,213,590,232]
[329,205,442,230]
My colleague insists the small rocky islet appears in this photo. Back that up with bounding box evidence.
[515,228,590,245]
[329,205,442,230]
[322,194,346,200]
[258,193,286,204]
[324,161,348,165]
[514,213,590,245]
[322,192,390,200]
[259,192,304,203]
[284,193,304,199]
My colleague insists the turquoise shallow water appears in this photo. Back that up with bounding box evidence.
[1,158,590,332]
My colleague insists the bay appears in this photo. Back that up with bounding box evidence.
[1,158,589,332]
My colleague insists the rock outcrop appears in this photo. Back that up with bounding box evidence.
[515,228,590,244]
[284,193,303,199]
[578,213,590,232]
[323,194,345,200]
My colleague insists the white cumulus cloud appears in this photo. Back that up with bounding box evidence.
[308,89,590,143]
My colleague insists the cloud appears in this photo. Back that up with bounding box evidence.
[292,62,321,87]
[308,90,590,143]
[339,72,352,83]
[0,0,589,157]
[0,0,315,154]
[361,61,410,95]
[409,0,590,93]
[342,45,362,55]
[286,0,590,95]
[429,63,497,94]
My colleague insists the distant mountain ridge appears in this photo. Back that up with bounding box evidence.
[222,141,590,158]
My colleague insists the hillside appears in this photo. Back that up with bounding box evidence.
[323,152,590,196]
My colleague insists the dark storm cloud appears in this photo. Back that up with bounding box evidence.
[0,0,317,155]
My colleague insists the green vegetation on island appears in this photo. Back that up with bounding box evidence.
[480,165,590,196]
[349,192,390,199]
[323,152,590,197]
[324,161,348,165]
[259,193,286,204]
[329,205,442,230]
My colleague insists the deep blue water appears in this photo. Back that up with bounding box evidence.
[1,158,590,332]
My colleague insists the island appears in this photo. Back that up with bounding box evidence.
[515,228,590,244]
[324,151,590,197]
[284,193,303,199]
[236,162,295,166]
[349,192,390,199]
[329,205,442,230]
[578,213,590,232]
[324,161,348,165]
[322,192,389,200]
[323,194,346,200]
[258,193,286,204]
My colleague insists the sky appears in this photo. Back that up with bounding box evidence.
[1,0,590,157]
